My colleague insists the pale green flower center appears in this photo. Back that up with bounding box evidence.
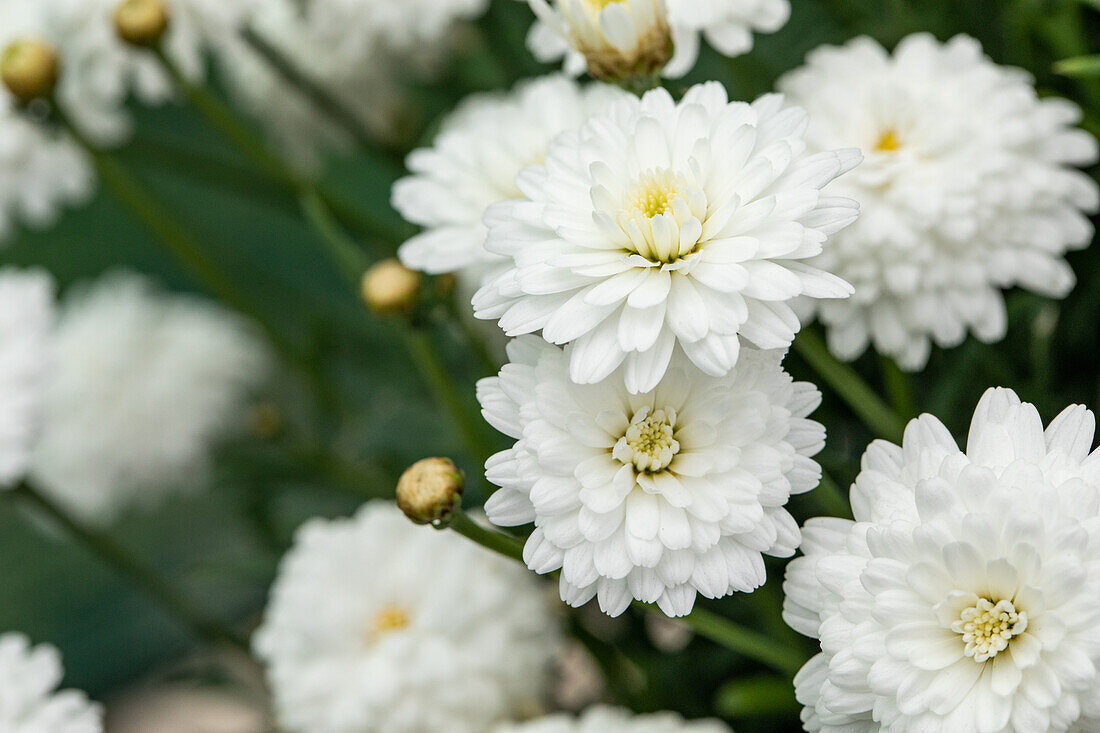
[951,598,1028,663]
[615,407,680,473]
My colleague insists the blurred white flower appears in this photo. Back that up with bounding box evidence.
[0,269,54,488]
[527,0,790,79]
[779,34,1100,370]
[28,272,268,524]
[481,337,823,617]
[394,75,628,286]
[473,83,859,394]
[253,502,562,733]
[492,705,731,733]
[0,633,102,733]
[785,388,1100,732]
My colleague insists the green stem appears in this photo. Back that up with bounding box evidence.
[793,329,907,443]
[815,471,854,520]
[298,189,372,285]
[715,675,801,718]
[442,295,502,378]
[880,355,919,421]
[12,482,250,652]
[447,510,526,562]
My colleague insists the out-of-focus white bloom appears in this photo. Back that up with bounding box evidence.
[482,337,824,617]
[779,34,1100,370]
[28,272,268,524]
[785,388,1100,732]
[394,76,628,286]
[0,633,102,733]
[474,83,859,394]
[217,0,404,174]
[0,269,54,488]
[526,0,790,79]
[253,502,561,733]
[492,706,731,733]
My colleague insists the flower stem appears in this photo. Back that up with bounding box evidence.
[11,482,250,652]
[880,355,919,420]
[446,509,526,563]
[793,329,908,443]
[815,471,853,520]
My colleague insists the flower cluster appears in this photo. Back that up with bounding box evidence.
[785,388,1100,731]
[0,633,102,733]
[779,34,1100,369]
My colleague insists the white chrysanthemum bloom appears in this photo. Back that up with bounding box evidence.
[784,387,1100,732]
[481,336,824,617]
[253,502,562,733]
[526,0,790,79]
[491,705,731,733]
[28,272,268,524]
[0,269,54,488]
[394,76,628,286]
[474,83,859,394]
[778,34,1100,370]
[217,0,404,174]
[0,633,102,733]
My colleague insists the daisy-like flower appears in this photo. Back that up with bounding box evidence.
[28,272,268,524]
[481,336,824,617]
[526,0,790,80]
[491,705,731,733]
[394,76,628,286]
[784,388,1100,731]
[0,633,102,733]
[253,502,561,733]
[778,34,1100,370]
[473,83,859,394]
[0,269,54,488]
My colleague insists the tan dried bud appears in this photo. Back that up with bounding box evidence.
[114,0,170,48]
[361,259,420,316]
[1,39,59,104]
[396,457,464,526]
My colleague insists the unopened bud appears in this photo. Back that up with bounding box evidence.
[396,457,464,527]
[114,0,170,48]
[1,39,59,104]
[361,259,420,316]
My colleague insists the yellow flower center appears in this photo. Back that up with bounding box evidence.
[583,0,621,9]
[614,407,680,473]
[365,606,410,644]
[951,598,1028,663]
[626,171,678,219]
[875,129,901,153]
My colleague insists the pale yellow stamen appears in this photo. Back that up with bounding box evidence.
[365,606,410,644]
[951,598,1027,663]
[613,407,680,473]
[875,129,901,153]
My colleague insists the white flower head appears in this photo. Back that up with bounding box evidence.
[28,272,269,524]
[527,0,790,79]
[491,705,731,733]
[394,76,629,285]
[778,34,1100,370]
[254,502,562,733]
[481,336,825,617]
[474,82,859,394]
[784,387,1100,732]
[0,633,102,733]
[0,269,54,489]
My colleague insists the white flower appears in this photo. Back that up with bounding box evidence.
[784,387,1100,732]
[778,34,1100,370]
[394,75,628,285]
[28,272,268,524]
[0,269,54,488]
[491,705,731,733]
[253,502,562,733]
[481,336,824,617]
[0,633,102,733]
[526,0,790,79]
[473,83,859,394]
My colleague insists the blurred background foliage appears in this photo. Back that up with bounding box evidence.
[0,0,1097,730]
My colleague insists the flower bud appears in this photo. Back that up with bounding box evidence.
[361,259,420,316]
[114,0,170,48]
[396,457,464,527]
[1,39,59,104]
[529,0,674,84]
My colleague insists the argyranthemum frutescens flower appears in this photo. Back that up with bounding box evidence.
[778,34,1100,370]
[481,336,824,617]
[393,75,627,286]
[784,387,1100,732]
[28,272,269,524]
[0,633,102,733]
[473,82,859,394]
[253,502,562,733]
[525,0,790,80]
[0,268,54,489]
[491,705,731,733]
